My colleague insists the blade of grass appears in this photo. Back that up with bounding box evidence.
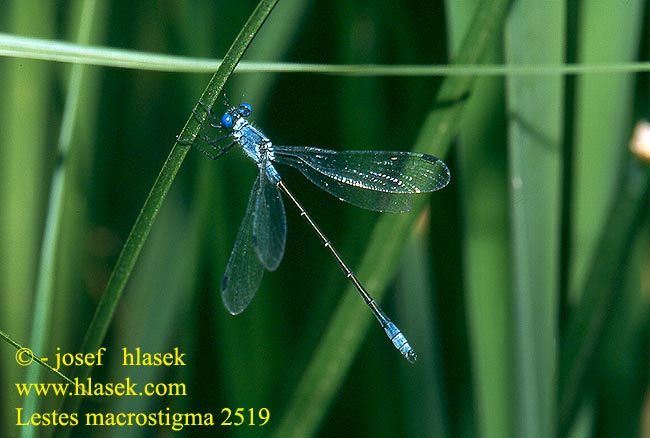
[53,0,108,379]
[447,1,510,436]
[559,2,645,435]
[0,2,54,434]
[56,0,279,424]
[504,2,564,437]
[559,154,650,435]
[274,0,514,436]
[21,3,99,438]
[568,1,643,299]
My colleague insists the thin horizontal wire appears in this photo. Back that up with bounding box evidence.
[1,32,649,76]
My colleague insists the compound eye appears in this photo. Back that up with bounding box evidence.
[239,103,252,117]
[220,113,233,129]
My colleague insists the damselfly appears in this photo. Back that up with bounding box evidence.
[182,100,450,362]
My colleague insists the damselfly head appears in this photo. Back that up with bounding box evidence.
[220,103,252,129]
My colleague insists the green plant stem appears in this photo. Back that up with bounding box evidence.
[55,0,278,425]
[2,32,650,76]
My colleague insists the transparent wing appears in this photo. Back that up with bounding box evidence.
[253,163,286,271]
[221,175,266,315]
[273,146,450,213]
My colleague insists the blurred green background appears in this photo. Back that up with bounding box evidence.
[1,0,649,437]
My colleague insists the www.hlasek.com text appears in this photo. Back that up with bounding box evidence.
[16,376,185,397]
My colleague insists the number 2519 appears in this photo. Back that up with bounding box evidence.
[221,408,270,426]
